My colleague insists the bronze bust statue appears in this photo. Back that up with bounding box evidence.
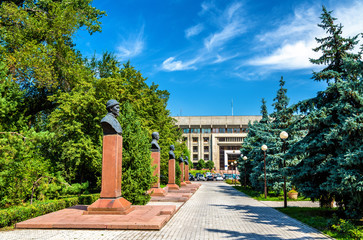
[169,145,175,159]
[178,154,184,164]
[151,132,160,152]
[101,99,122,135]
[184,156,189,165]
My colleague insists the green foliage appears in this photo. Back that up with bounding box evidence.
[331,219,363,239]
[120,102,153,205]
[0,62,27,131]
[240,99,272,192]
[0,197,78,228]
[0,194,99,228]
[310,6,360,83]
[288,7,363,218]
[0,130,53,207]
[196,159,206,170]
[47,84,103,189]
[205,160,214,170]
[175,160,181,186]
[278,208,363,240]
[234,186,310,201]
[0,0,105,124]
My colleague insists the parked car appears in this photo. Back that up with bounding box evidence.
[206,175,214,181]
[215,174,223,181]
[189,173,195,181]
[196,173,206,181]
[224,174,233,180]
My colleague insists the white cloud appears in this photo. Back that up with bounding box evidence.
[248,2,363,70]
[249,41,320,69]
[213,54,238,64]
[116,25,145,59]
[185,24,204,38]
[204,2,245,50]
[161,57,198,71]
[162,2,246,71]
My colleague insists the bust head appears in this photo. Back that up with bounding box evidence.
[179,154,184,163]
[169,145,175,159]
[152,132,159,141]
[106,99,120,117]
[184,156,189,165]
[101,99,122,135]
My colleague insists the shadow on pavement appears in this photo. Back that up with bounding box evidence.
[208,184,325,237]
[205,228,328,240]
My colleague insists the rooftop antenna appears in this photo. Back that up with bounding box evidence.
[231,99,234,116]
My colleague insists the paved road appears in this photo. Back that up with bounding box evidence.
[0,182,331,240]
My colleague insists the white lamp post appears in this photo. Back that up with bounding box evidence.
[243,156,247,186]
[261,144,268,199]
[280,131,289,208]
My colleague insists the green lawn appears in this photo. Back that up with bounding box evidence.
[277,207,363,239]
[233,186,311,201]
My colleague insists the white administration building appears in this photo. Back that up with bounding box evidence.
[173,116,262,171]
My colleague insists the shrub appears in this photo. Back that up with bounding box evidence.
[0,194,99,228]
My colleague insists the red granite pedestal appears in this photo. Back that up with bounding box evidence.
[86,135,133,215]
[179,161,187,186]
[147,152,167,196]
[15,134,179,230]
[166,158,179,190]
[184,164,191,184]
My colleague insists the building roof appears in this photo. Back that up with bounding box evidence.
[173,116,262,128]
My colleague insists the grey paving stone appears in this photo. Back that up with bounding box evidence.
[0,182,332,240]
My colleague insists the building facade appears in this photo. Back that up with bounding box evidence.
[173,116,262,171]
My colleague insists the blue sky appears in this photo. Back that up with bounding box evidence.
[74,0,363,116]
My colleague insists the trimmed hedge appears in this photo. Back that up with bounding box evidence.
[0,194,99,228]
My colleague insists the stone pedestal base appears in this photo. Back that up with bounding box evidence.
[148,187,167,196]
[185,181,191,184]
[166,183,179,190]
[180,182,187,186]
[85,197,133,215]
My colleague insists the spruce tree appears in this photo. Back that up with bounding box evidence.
[288,7,363,217]
[120,102,153,205]
[240,99,272,192]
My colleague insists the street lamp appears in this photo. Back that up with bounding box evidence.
[243,156,247,186]
[280,131,289,208]
[231,162,234,184]
[261,144,268,199]
[234,160,237,185]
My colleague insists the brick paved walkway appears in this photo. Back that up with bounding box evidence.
[0,182,331,240]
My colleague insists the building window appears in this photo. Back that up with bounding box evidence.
[192,137,198,143]
[204,154,209,160]
[193,146,198,152]
[193,154,198,161]
[219,128,226,133]
[191,128,200,133]
[233,128,240,133]
[203,137,209,143]
[204,146,209,152]
[202,128,211,133]
[227,128,233,133]
[212,128,219,133]
[219,137,225,142]
[183,128,189,133]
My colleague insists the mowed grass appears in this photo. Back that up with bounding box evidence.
[233,186,310,201]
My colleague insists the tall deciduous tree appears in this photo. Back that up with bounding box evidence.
[0,0,105,124]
